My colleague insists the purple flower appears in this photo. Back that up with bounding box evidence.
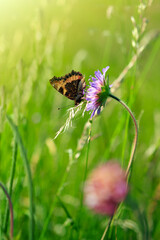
[85,66,110,118]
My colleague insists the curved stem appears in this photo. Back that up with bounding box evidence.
[6,115,34,240]
[0,182,13,239]
[109,94,138,177]
[3,139,17,233]
[100,94,138,240]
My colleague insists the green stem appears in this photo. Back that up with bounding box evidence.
[77,120,92,238]
[3,139,18,233]
[81,120,92,202]
[100,216,113,240]
[6,115,34,240]
[109,94,138,177]
[0,182,14,239]
[83,120,92,183]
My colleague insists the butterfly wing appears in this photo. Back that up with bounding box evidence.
[49,70,85,105]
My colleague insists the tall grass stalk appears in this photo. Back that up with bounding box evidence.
[3,139,18,233]
[83,120,92,186]
[100,216,113,240]
[6,115,34,240]
[0,182,14,239]
[76,120,92,238]
[0,211,2,239]
[111,30,159,93]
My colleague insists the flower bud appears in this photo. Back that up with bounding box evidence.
[84,161,128,216]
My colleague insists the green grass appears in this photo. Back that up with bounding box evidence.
[0,0,160,239]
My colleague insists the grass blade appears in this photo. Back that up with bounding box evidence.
[6,115,34,240]
[0,182,14,239]
[56,195,78,231]
[3,139,18,233]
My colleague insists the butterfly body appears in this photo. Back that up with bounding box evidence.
[49,70,86,105]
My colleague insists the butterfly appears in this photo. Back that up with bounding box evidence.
[49,70,86,105]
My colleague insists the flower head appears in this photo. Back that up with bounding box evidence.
[84,161,128,216]
[85,66,110,118]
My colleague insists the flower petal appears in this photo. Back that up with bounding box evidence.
[86,102,95,111]
[97,106,101,115]
[85,66,110,118]
[91,82,101,90]
[102,66,109,77]
[91,109,96,118]
[92,77,98,82]
[95,70,103,82]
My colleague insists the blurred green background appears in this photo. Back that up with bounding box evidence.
[0,0,160,239]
